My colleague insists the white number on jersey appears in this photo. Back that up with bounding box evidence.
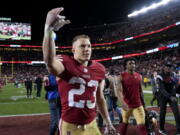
[68,77,98,109]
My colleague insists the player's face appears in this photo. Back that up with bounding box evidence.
[72,38,92,62]
[126,60,136,71]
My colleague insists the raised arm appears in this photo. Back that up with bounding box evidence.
[42,7,70,76]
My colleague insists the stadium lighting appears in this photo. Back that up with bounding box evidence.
[128,0,174,18]
[161,0,171,5]
[141,7,148,13]
[176,21,180,25]
[150,3,159,9]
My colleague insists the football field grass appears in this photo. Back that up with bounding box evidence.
[0,34,31,40]
[0,83,49,115]
[0,83,154,116]
[0,83,178,125]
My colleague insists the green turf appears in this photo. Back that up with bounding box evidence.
[0,34,30,40]
[0,83,153,115]
[0,83,49,115]
[142,85,152,91]
[0,82,178,126]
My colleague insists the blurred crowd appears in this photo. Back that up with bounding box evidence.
[0,22,31,39]
[68,0,180,43]
[0,45,179,85]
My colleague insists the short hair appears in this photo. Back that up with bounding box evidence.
[72,34,90,45]
[123,58,137,69]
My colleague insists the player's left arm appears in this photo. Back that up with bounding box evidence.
[96,79,119,135]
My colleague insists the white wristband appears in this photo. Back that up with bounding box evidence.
[44,25,56,40]
[52,32,56,40]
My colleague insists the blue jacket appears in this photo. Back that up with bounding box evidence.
[45,75,59,100]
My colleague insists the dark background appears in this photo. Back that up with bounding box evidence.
[0,0,161,43]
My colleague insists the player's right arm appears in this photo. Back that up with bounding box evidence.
[115,75,129,111]
[42,7,70,76]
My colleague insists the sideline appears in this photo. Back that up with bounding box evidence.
[0,101,46,105]
[0,113,50,118]
[143,90,152,94]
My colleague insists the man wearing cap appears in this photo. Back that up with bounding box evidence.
[157,63,180,135]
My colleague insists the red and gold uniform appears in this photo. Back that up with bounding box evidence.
[121,71,142,108]
[58,55,105,135]
[120,71,147,135]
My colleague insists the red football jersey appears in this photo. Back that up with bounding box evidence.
[58,55,105,125]
[121,71,142,108]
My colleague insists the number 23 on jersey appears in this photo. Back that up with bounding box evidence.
[68,77,98,109]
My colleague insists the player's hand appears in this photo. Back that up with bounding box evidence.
[104,124,120,135]
[45,7,70,31]
[56,55,63,62]
[170,96,177,102]
[122,102,129,111]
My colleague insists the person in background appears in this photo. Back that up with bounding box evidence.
[157,63,180,135]
[106,71,122,124]
[44,74,61,135]
[0,78,4,91]
[24,77,33,98]
[35,74,43,98]
[116,58,147,135]
[150,71,159,107]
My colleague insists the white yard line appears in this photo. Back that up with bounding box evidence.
[143,90,152,94]
[0,101,47,105]
[0,113,50,118]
